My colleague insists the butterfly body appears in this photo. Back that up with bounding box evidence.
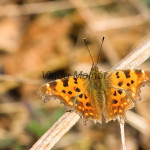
[39,65,150,123]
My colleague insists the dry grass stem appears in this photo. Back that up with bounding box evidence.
[31,38,150,150]
[120,118,126,150]
[91,15,145,31]
[30,112,80,150]
[0,0,114,16]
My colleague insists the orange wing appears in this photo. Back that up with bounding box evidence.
[104,69,150,122]
[104,87,134,122]
[39,77,102,123]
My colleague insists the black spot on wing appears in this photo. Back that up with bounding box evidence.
[113,99,118,104]
[116,72,119,76]
[113,91,117,96]
[68,91,72,95]
[75,88,80,92]
[62,90,66,93]
[118,90,122,95]
[131,80,134,84]
[73,78,78,84]
[86,102,91,107]
[84,94,87,99]
[116,72,120,78]
[79,94,83,98]
[118,82,123,86]
[123,70,130,78]
[61,78,69,87]
[127,83,130,86]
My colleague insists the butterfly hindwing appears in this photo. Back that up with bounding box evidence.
[39,77,102,122]
[104,69,150,122]
[104,87,134,122]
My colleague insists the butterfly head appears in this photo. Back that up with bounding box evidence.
[91,63,99,72]
[90,64,103,82]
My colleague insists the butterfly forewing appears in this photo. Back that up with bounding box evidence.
[39,77,102,122]
[107,69,150,100]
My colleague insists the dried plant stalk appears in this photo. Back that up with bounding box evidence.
[30,112,80,150]
[30,38,150,150]
[120,118,126,150]
[0,0,114,16]
[91,15,145,31]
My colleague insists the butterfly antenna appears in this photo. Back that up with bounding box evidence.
[84,38,94,65]
[96,36,105,65]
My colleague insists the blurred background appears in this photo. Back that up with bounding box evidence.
[0,0,150,150]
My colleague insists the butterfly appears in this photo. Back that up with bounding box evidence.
[39,63,150,123]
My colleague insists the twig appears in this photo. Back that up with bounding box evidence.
[120,118,126,150]
[30,112,80,150]
[31,38,150,150]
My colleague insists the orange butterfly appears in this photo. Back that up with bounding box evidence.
[39,38,150,123]
[39,65,150,123]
